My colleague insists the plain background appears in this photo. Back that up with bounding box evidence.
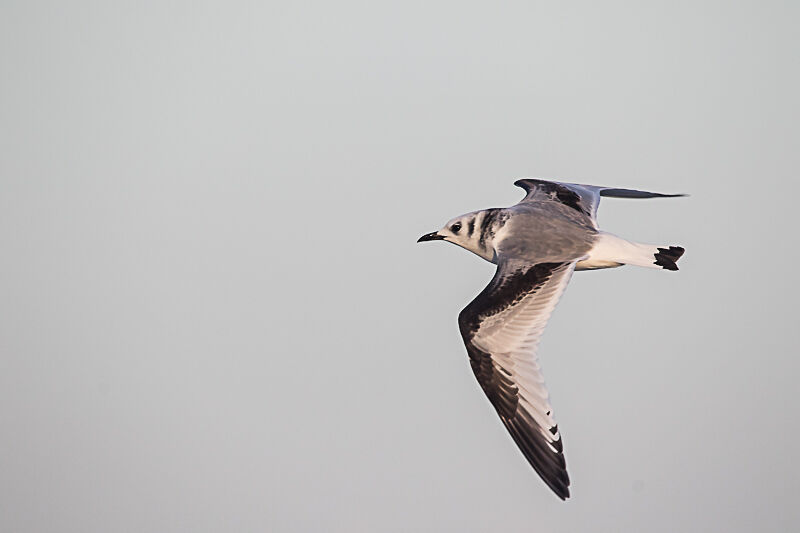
[1,2,798,532]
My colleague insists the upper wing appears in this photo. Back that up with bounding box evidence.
[458,259,577,499]
[514,178,685,227]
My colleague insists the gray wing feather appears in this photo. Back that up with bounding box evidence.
[513,178,686,226]
[459,259,576,499]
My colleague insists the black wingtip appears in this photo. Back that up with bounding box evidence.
[654,246,685,271]
[599,189,689,199]
[550,475,570,500]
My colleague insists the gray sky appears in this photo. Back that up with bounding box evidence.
[1,1,798,532]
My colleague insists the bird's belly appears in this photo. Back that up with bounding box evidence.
[575,258,623,271]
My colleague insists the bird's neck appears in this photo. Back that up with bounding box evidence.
[460,208,508,263]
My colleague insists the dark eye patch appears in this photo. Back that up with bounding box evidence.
[451,222,462,233]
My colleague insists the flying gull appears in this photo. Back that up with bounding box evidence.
[417,178,685,500]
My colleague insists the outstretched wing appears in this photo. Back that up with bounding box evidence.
[458,259,577,499]
[514,178,685,227]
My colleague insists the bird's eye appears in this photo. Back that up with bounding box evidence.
[451,222,462,233]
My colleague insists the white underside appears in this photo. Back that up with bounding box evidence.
[576,232,661,270]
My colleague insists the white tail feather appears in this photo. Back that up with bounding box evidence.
[577,232,669,270]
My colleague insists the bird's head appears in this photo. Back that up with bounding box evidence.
[417,211,497,262]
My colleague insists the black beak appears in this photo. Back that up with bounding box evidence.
[417,231,445,243]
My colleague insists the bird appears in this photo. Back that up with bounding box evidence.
[417,178,685,500]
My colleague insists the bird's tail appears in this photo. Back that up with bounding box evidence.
[578,232,685,271]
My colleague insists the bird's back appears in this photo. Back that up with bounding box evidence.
[495,202,597,263]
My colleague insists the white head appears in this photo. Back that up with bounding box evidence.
[417,209,505,262]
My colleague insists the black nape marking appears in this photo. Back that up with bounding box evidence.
[467,217,475,238]
[478,209,499,248]
[654,246,685,271]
